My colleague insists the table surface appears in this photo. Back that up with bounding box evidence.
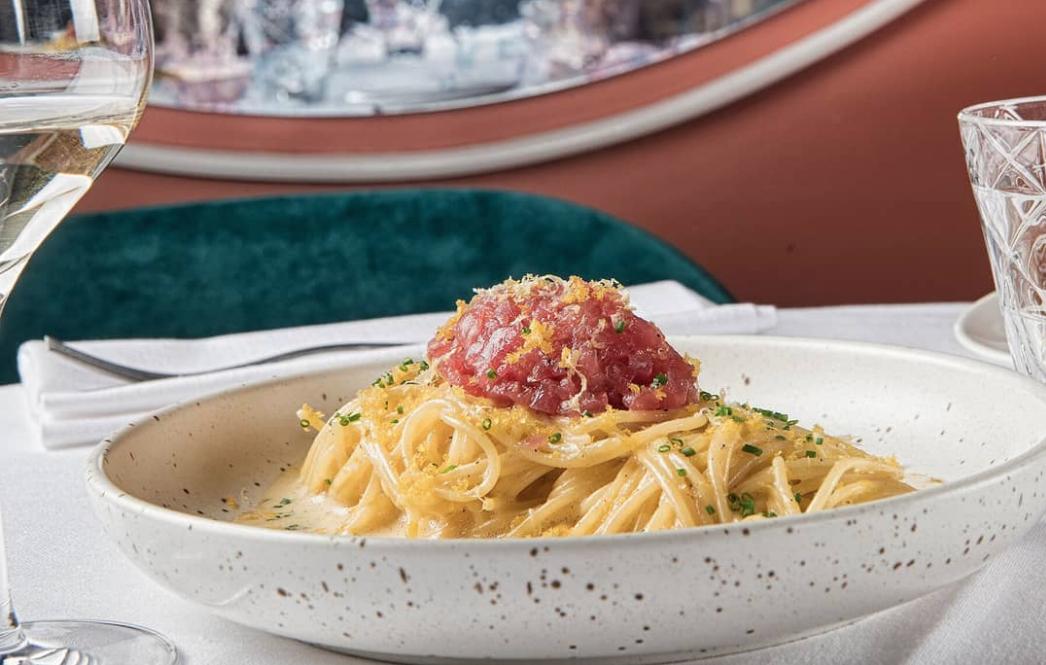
[3,303,1044,665]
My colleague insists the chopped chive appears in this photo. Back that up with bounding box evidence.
[651,373,668,388]
[481,417,492,431]
[787,419,799,427]
[794,492,803,503]
[705,505,716,515]
[324,478,332,486]
[764,511,777,518]
[419,360,430,371]
[583,410,594,418]
[676,468,687,477]
[670,437,684,446]
[699,391,714,401]
[345,412,361,422]
[775,435,786,440]
[441,464,457,474]
[285,524,301,531]
[522,325,531,335]
[299,418,310,428]
[548,432,563,444]
[805,434,812,442]
[739,492,756,517]
[682,447,697,457]
[731,415,745,423]
[390,418,399,424]
[815,437,824,445]
[486,368,497,379]
[805,450,817,458]
[657,444,671,453]
[614,319,626,333]
[397,405,404,414]
[714,405,733,417]
[742,443,763,456]
[754,408,789,421]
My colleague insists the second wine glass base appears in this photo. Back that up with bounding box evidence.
[3,619,176,664]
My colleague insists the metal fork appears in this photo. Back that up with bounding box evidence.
[44,335,415,382]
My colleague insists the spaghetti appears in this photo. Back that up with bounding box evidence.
[237,277,912,538]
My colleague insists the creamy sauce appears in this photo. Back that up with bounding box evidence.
[235,465,407,536]
[903,472,944,491]
[236,465,350,535]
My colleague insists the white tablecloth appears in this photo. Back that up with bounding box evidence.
[2,304,1043,665]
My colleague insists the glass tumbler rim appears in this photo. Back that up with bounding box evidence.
[958,95,1046,129]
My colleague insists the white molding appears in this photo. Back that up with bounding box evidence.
[116,0,928,182]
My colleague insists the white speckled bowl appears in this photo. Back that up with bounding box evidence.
[86,337,1046,663]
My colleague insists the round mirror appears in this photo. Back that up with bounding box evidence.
[149,0,803,117]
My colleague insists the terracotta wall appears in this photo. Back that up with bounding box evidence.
[77,0,1038,305]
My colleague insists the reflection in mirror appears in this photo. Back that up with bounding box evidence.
[150,0,803,117]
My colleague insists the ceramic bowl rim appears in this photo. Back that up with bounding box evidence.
[85,335,1046,551]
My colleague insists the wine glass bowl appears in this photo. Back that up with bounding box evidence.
[1,0,152,317]
[0,1,174,662]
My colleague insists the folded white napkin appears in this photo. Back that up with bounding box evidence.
[16,281,776,449]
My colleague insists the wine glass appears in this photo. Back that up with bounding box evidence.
[0,0,176,662]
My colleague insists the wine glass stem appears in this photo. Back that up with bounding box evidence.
[0,509,27,655]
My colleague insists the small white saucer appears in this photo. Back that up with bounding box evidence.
[954,292,1012,366]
